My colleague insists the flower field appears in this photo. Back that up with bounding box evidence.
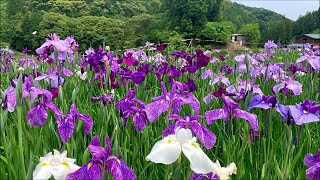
[0,34,319,180]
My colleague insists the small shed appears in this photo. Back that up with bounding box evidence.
[231,34,246,46]
[295,34,320,45]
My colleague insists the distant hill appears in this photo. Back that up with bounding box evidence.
[293,8,320,36]
[222,1,293,44]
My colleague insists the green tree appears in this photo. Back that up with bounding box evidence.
[240,23,261,47]
[199,21,235,44]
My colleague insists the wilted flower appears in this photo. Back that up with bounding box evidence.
[304,149,320,180]
[66,134,136,180]
[191,162,237,180]
[33,150,79,180]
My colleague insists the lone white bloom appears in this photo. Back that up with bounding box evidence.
[33,150,79,180]
[76,70,87,80]
[146,128,237,179]
[146,128,214,173]
[32,31,37,35]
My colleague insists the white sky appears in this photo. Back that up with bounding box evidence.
[231,0,320,20]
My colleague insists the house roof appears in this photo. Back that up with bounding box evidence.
[297,34,320,39]
[231,34,243,36]
[286,43,304,47]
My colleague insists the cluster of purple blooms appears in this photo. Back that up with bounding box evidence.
[1,33,320,180]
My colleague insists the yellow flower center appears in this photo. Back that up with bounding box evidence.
[116,158,121,164]
[303,110,308,114]
[87,162,93,170]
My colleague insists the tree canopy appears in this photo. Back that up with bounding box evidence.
[0,0,319,51]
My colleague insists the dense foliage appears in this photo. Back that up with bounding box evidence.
[0,0,319,51]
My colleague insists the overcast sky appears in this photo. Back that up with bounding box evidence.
[230,0,320,21]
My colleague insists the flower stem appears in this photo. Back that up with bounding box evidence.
[173,155,182,180]
[17,106,26,178]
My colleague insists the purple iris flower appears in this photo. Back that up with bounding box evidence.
[297,52,320,71]
[171,50,188,59]
[125,99,149,131]
[248,95,289,122]
[3,75,32,112]
[115,89,148,130]
[91,94,114,106]
[209,73,230,86]
[190,172,219,180]
[288,99,320,125]
[145,80,200,122]
[203,85,227,105]
[286,63,306,74]
[272,77,302,96]
[35,69,65,88]
[36,33,69,55]
[226,80,263,101]
[204,96,259,131]
[186,78,197,92]
[57,104,93,142]
[220,65,233,75]
[26,88,63,126]
[123,50,139,66]
[248,95,278,110]
[162,114,216,149]
[156,42,165,51]
[201,69,213,79]
[304,149,320,180]
[66,134,136,180]
[264,40,277,56]
[19,56,38,69]
[195,49,210,68]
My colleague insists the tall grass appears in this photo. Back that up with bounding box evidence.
[0,48,319,179]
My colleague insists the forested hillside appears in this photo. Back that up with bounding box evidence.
[0,0,319,51]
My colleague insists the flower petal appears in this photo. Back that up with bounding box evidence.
[107,157,137,180]
[146,137,181,164]
[33,163,53,180]
[145,100,170,122]
[204,109,228,125]
[66,162,102,180]
[133,111,148,131]
[45,102,63,116]
[77,114,93,135]
[191,123,216,149]
[289,105,319,125]
[234,109,259,131]
[57,115,75,142]
[182,143,215,174]
[52,163,80,180]
[27,103,48,127]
